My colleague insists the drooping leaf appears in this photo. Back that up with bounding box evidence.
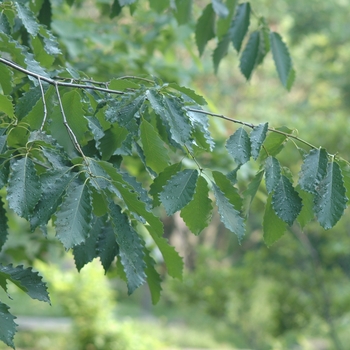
[216,0,237,39]
[212,183,245,242]
[0,302,17,349]
[195,4,216,56]
[230,2,250,52]
[265,156,281,194]
[250,122,268,159]
[110,0,122,19]
[144,248,162,304]
[226,127,251,166]
[7,157,41,220]
[150,163,182,207]
[168,83,207,105]
[140,119,170,173]
[14,2,39,36]
[299,148,328,194]
[263,194,287,246]
[0,197,8,251]
[314,161,348,229]
[212,0,229,17]
[0,65,13,95]
[242,170,264,216]
[239,31,260,80]
[256,18,270,65]
[108,202,146,294]
[97,124,128,160]
[180,176,212,235]
[160,169,198,215]
[146,227,183,280]
[97,221,119,272]
[272,175,302,225]
[0,264,50,303]
[337,158,350,200]
[0,95,14,118]
[149,0,170,13]
[213,30,232,73]
[174,0,192,24]
[55,182,93,249]
[296,185,314,228]
[270,32,295,90]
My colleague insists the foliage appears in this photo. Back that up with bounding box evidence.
[0,0,350,347]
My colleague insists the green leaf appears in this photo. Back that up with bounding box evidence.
[212,0,229,17]
[0,95,14,118]
[97,124,128,160]
[226,127,251,166]
[0,65,13,95]
[14,2,39,36]
[174,0,192,25]
[108,202,146,294]
[144,248,162,304]
[296,185,314,228]
[149,0,170,13]
[231,2,250,52]
[0,12,11,35]
[15,86,42,120]
[265,156,281,194]
[30,171,76,230]
[212,183,245,242]
[299,148,328,194]
[73,216,104,271]
[140,119,170,173]
[0,197,8,251]
[97,221,119,272]
[109,79,139,90]
[337,159,350,200]
[239,31,260,80]
[0,302,17,349]
[263,194,287,246]
[212,170,242,209]
[55,182,93,249]
[146,227,183,280]
[270,32,295,90]
[180,176,213,235]
[314,161,348,229]
[213,30,231,73]
[195,4,216,56]
[150,163,182,207]
[110,0,122,18]
[272,175,302,225]
[216,0,237,39]
[250,122,268,160]
[7,157,41,220]
[256,18,270,65]
[242,170,264,216]
[160,169,198,215]
[168,83,207,105]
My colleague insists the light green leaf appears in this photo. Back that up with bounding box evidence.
[140,119,170,173]
[174,0,192,24]
[212,183,245,242]
[109,79,139,90]
[55,182,93,249]
[231,2,250,52]
[7,157,41,220]
[180,176,212,235]
[0,95,14,118]
[314,161,348,229]
[212,0,229,17]
[146,226,183,280]
[213,30,231,73]
[195,4,216,56]
[119,0,137,5]
[108,202,146,294]
[256,18,270,65]
[15,86,42,120]
[160,169,198,215]
[144,248,162,304]
[216,0,237,39]
[15,2,39,36]
[168,83,207,105]
[296,185,314,228]
[337,158,350,200]
[299,148,328,194]
[0,65,13,95]
[272,175,302,225]
[242,170,264,216]
[250,122,268,160]
[97,221,119,272]
[270,32,295,90]
[265,156,281,194]
[263,194,287,246]
[0,197,8,251]
[239,31,259,80]
[226,127,251,165]
[150,163,182,207]
[0,302,17,349]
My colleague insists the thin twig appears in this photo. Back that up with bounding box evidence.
[38,77,48,131]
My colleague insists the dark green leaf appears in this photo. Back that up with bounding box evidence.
[263,194,287,246]
[160,169,198,215]
[15,2,39,36]
[270,32,295,90]
[0,197,8,251]
[195,4,216,56]
[150,163,182,207]
[272,175,302,225]
[314,161,348,229]
[110,0,122,19]
[256,19,270,65]
[265,156,281,194]
[0,302,17,349]
[140,119,170,173]
[55,182,93,249]
[144,249,162,304]
[97,124,128,160]
[212,183,245,242]
[242,170,264,216]
[226,127,251,166]
[213,30,231,73]
[250,122,268,160]
[0,12,11,35]
[231,2,250,52]
[108,202,146,294]
[180,176,212,235]
[97,221,119,272]
[174,0,192,24]
[239,31,260,80]
[296,185,314,228]
[7,157,41,220]
[299,148,328,194]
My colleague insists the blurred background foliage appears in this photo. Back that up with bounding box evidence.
[1,0,350,349]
